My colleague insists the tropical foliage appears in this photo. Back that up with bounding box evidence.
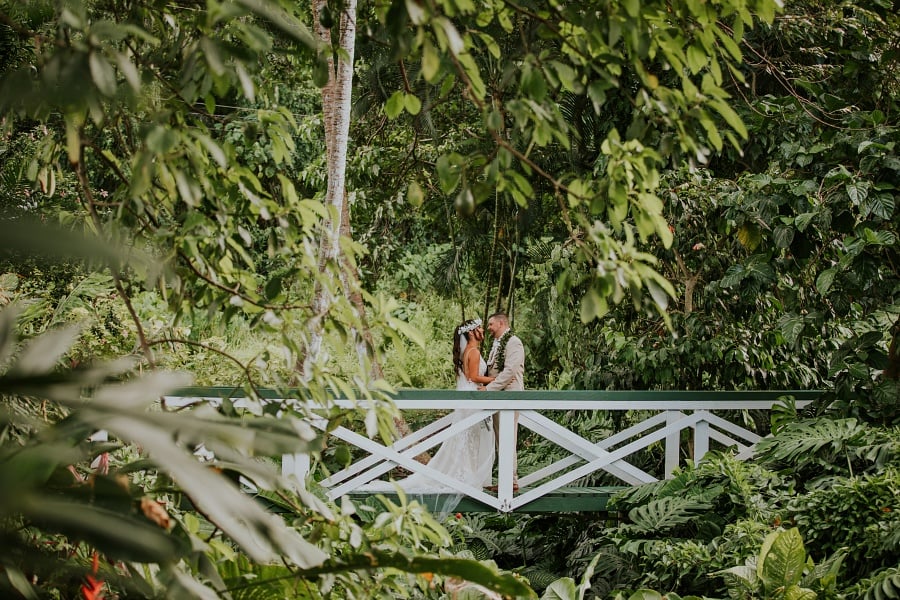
[1,0,898,598]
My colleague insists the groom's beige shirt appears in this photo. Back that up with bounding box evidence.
[485,332,525,391]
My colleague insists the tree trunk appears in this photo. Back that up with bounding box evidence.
[305,0,358,379]
[307,0,420,457]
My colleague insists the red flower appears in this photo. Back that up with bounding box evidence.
[82,551,105,599]
[81,575,104,600]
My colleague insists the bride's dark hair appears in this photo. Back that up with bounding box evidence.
[452,318,480,375]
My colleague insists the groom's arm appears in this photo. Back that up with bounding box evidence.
[485,337,524,390]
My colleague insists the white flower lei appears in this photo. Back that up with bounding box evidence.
[494,329,513,371]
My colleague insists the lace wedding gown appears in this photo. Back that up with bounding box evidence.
[365,353,495,493]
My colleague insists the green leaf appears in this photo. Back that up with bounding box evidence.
[815,268,836,295]
[863,228,895,246]
[760,528,807,589]
[89,52,117,97]
[721,264,745,288]
[358,551,535,598]
[755,419,866,465]
[624,497,712,533]
[264,276,283,300]
[521,65,547,101]
[407,180,424,207]
[146,126,178,154]
[794,212,816,232]
[846,181,868,205]
[627,591,664,600]
[580,288,608,323]
[385,91,405,119]
[23,496,186,563]
[94,408,327,567]
[115,51,141,92]
[234,0,316,49]
[312,51,330,87]
[686,44,707,74]
[403,93,422,115]
[709,98,748,138]
[862,193,895,220]
[477,31,501,59]
[0,304,21,367]
[9,325,82,375]
[542,577,577,600]
[486,109,503,131]
[622,0,640,18]
[783,586,817,600]
[421,40,441,81]
[2,565,38,600]
[778,313,806,346]
[773,225,795,249]
[436,153,462,195]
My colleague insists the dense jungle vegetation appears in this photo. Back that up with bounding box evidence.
[0,0,898,598]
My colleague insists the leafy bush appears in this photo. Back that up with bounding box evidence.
[788,467,900,580]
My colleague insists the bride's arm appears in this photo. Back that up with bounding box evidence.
[464,349,494,384]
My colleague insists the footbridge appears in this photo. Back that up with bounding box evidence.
[166,389,820,514]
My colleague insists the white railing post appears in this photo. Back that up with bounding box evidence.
[693,413,710,465]
[497,409,517,509]
[665,411,681,478]
[282,452,310,487]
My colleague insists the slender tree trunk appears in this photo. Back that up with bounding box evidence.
[307,1,420,457]
[305,0,357,380]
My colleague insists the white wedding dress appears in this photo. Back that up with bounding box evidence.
[364,351,495,495]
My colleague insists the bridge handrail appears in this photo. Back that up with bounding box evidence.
[169,386,821,407]
[164,388,822,513]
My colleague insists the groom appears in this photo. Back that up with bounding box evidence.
[481,312,525,490]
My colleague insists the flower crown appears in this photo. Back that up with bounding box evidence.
[457,318,482,335]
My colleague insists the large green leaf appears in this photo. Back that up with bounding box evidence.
[23,495,186,563]
[542,578,577,600]
[93,409,328,567]
[755,419,867,465]
[622,496,712,534]
[758,527,807,589]
[308,550,536,598]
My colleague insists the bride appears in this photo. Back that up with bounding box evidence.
[366,318,495,492]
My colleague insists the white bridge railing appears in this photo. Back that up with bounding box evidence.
[166,389,819,513]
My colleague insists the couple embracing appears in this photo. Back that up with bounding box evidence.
[450,312,524,491]
[368,313,523,494]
